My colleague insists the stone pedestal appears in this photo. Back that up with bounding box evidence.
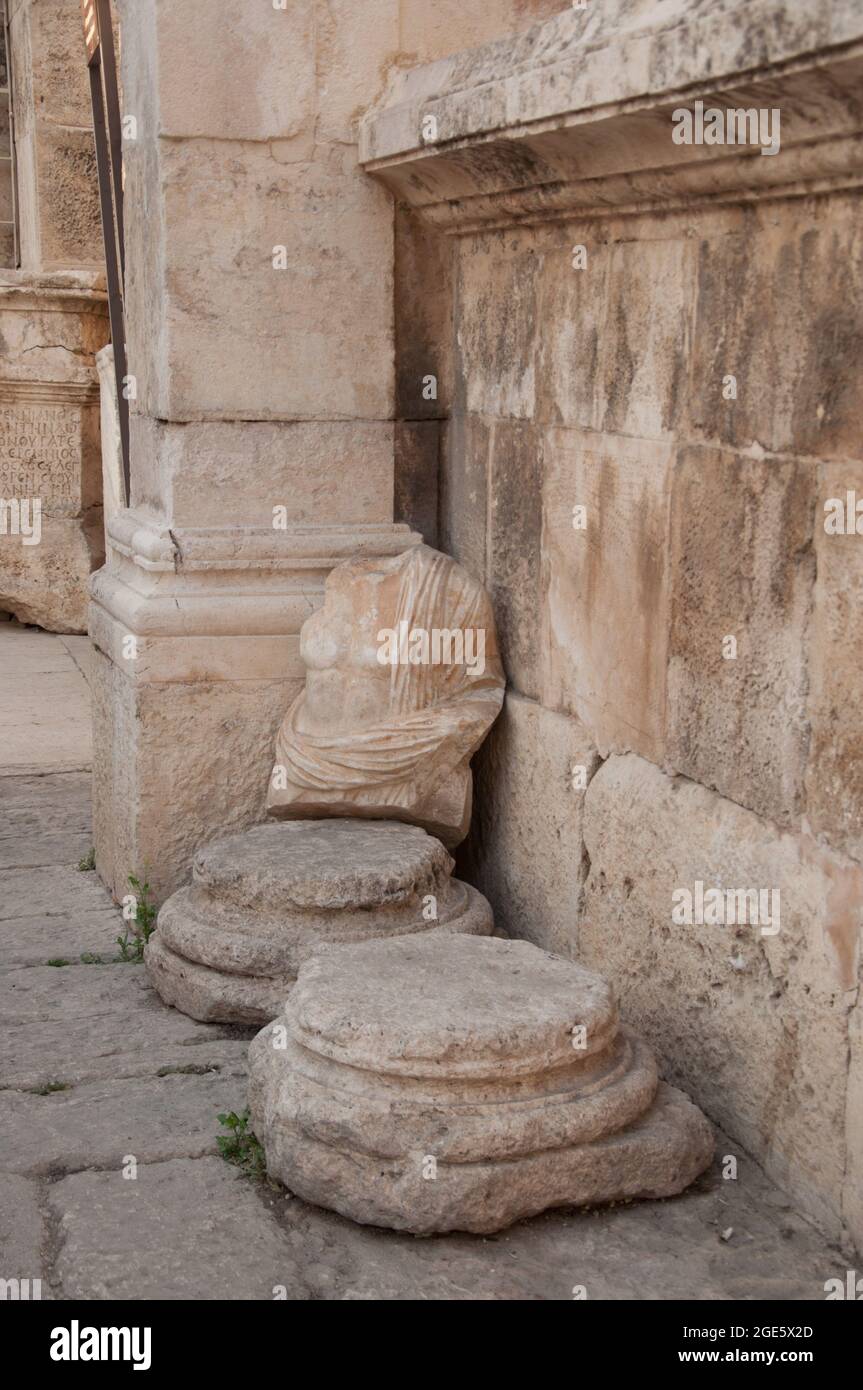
[146,820,493,1025]
[0,270,108,631]
[249,933,715,1234]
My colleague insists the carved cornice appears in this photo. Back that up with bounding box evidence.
[360,0,863,232]
[0,379,100,405]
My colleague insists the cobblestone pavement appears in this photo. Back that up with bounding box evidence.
[0,626,849,1300]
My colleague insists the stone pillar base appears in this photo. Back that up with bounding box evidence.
[145,819,494,1024]
[249,934,715,1235]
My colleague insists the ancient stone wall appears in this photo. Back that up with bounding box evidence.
[0,0,107,631]
[90,0,566,902]
[363,0,863,1252]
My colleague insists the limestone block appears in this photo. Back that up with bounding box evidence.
[487,419,542,699]
[456,233,537,420]
[394,207,453,420]
[267,545,505,848]
[130,416,394,530]
[27,125,102,272]
[9,0,102,271]
[146,819,494,1025]
[687,196,863,462]
[394,421,439,548]
[580,753,863,1244]
[0,274,108,631]
[805,458,863,863]
[535,234,611,432]
[468,692,598,957]
[315,0,399,144]
[398,0,565,62]
[248,934,714,1234]
[540,427,672,762]
[123,137,395,422]
[0,512,103,632]
[90,645,300,905]
[439,415,488,586]
[156,0,316,143]
[666,445,815,828]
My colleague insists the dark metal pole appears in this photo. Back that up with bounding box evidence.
[88,55,130,506]
[95,0,124,281]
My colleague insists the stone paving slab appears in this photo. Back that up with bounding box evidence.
[50,1159,307,1301]
[0,1073,248,1176]
[43,1148,848,1302]
[0,832,93,870]
[3,1033,251,1092]
[0,909,123,968]
[0,1173,49,1294]
[2,979,253,1087]
[0,865,117,920]
[0,772,92,811]
[0,626,92,773]
[0,964,168,1023]
[0,802,92,838]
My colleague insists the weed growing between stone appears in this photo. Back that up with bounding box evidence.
[217,1109,267,1180]
[115,873,157,962]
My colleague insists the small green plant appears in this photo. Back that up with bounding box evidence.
[77,848,96,872]
[216,1109,266,1179]
[46,958,70,968]
[31,1081,69,1096]
[116,873,158,962]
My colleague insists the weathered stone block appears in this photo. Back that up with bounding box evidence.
[581,753,863,1244]
[805,459,863,863]
[439,414,488,585]
[123,139,395,422]
[540,427,672,762]
[91,646,299,904]
[456,232,538,419]
[394,421,439,547]
[687,197,863,461]
[487,419,542,698]
[156,0,317,143]
[130,416,395,529]
[666,445,815,827]
[0,513,103,632]
[467,692,598,957]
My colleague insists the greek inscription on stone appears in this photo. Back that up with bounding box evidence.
[0,405,80,503]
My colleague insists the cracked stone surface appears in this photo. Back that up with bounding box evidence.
[0,630,852,1298]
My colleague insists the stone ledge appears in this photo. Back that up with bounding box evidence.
[360,0,863,231]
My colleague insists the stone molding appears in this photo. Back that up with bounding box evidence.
[0,380,101,405]
[103,511,420,576]
[360,0,863,232]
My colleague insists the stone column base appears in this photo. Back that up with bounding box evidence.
[249,934,715,1235]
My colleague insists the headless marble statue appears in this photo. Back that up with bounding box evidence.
[266,544,505,847]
